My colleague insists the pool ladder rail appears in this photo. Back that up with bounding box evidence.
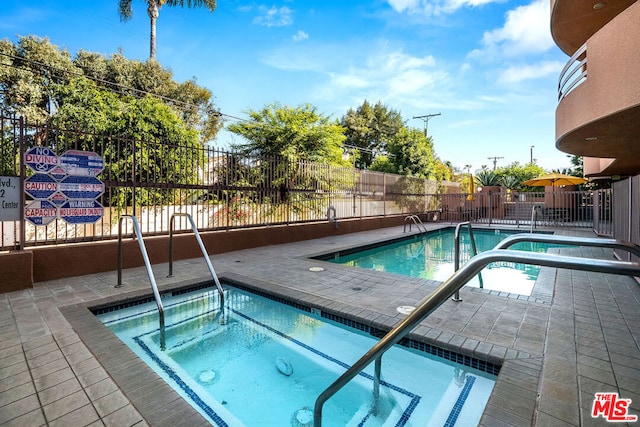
[313,234,640,426]
[403,214,427,233]
[167,213,225,305]
[116,213,225,351]
[452,221,483,301]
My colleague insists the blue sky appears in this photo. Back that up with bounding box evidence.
[1,0,572,173]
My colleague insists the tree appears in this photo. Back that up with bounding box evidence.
[0,36,221,142]
[227,103,346,163]
[495,162,546,191]
[375,127,436,178]
[118,0,217,61]
[341,100,404,169]
[50,77,202,207]
[0,36,78,123]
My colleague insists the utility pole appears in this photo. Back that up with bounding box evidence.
[530,145,534,164]
[487,156,504,170]
[413,113,441,137]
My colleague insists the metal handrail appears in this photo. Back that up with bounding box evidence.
[403,214,427,233]
[313,249,640,426]
[116,215,166,350]
[168,213,224,304]
[530,205,541,232]
[452,221,483,301]
[326,205,338,229]
[495,233,640,259]
[558,43,587,101]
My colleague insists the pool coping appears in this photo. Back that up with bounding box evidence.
[60,272,538,426]
[307,225,556,304]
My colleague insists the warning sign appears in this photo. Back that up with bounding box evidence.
[59,200,104,224]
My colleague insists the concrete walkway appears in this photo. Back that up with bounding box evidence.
[1,225,638,426]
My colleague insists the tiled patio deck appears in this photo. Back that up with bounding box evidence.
[1,225,639,426]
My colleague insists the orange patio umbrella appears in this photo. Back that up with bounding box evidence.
[521,172,588,188]
[522,172,587,210]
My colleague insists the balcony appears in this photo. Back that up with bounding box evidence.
[555,1,640,177]
[551,0,636,55]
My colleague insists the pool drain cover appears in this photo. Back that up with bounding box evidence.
[198,369,217,384]
[291,408,313,426]
[396,305,416,315]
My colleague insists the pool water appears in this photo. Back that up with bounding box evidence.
[327,229,558,296]
[98,286,496,426]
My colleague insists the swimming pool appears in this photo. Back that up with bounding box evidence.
[97,285,496,426]
[320,228,557,296]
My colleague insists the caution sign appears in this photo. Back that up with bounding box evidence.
[24,174,58,199]
[59,200,104,224]
[25,200,58,226]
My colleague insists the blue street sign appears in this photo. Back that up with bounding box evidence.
[59,150,104,177]
[25,200,57,226]
[24,147,59,173]
[59,176,104,200]
[59,200,104,224]
[24,174,58,199]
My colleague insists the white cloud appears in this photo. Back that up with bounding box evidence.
[478,0,554,57]
[386,0,503,16]
[262,43,450,106]
[387,0,419,13]
[292,30,309,42]
[253,6,293,27]
[498,60,564,84]
[325,50,449,105]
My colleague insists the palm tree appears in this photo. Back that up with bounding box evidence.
[118,0,217,61]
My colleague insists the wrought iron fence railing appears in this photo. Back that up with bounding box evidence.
[1,115,461,250]
[0,114,609,252]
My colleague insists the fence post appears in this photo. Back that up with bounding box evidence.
[18,117,25,251]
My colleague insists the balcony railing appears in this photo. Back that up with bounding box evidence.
[558,44,587,101]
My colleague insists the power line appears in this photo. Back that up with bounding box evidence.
[487,156,504,170]
[0,51,219,116]
[412,113,441,137]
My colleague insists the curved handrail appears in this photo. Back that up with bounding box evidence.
[452,221,483,301]
[403,214,426,233]
[116,215,166,350]
[168,213,224,304]
[530,205,542,232]
[558,43,587,101]
[494,233,640,259]
[326,205,338,228]
[313,249,640,426]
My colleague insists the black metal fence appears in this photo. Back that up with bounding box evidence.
[1,114,608,252]
[1,115,459,250]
